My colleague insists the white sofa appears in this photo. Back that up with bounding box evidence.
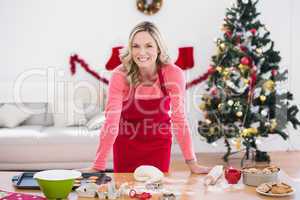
[0,102,113,171]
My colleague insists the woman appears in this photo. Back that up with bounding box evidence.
[84,21,210,173]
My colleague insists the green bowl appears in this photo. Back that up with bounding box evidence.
[34,170,81,200]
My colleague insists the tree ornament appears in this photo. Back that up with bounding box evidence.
[260,95,267,102]
[235,35,241,44]
[265,122,271,127]
[220,43,226,51]
[240,45,248,52]
[205,119,212,124]
[270,119,277,131]
[241,127,258,137]
[199,103,206,111]
[222,68,230,76]
[271,69,278,76]
[250,28,257,35]
[238,64,249,73]
[221,24,230,32]
[218,103,224,111]
[225,31,232,38]
[261,109,268,117]
[210,87,218,96]
[263,80,275,92]
[216,66,223,73]
[255,48,263,55]
[236,111,243,117]
[227,100,234,106]
[240,56,251,65]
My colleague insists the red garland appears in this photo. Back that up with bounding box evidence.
[69,53,211,89]
[186,68,215,89]
[69,54,109,84]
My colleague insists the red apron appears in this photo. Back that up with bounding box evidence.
[113,69,172,173]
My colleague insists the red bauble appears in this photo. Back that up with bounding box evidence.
[240,56,251,65]
[250,28,257,35]
[210,87,218,96]
[235,35,241,44]
[240,46,247,52]
[272,69,278,76]
[225,31,232,38]
[207,65,216,74]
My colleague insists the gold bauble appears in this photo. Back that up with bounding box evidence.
[263,80,275,92]
[256,48,263,55]
[223,70,229,76]
[221,25,230,32]
[236,111,243,117]
[260,95,267,102]
[199,103,206,111]
[243,78,250,84]
[222,68,230,77]
[238,64,249,70]
[216,66,223,73]
[241,127,258,137]
[270,119,277,131]
[220,43,226,50]
[218,103,223,111]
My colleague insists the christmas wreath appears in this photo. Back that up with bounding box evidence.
[136,0,163,15]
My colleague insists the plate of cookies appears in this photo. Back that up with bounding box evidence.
[256,182,295,197]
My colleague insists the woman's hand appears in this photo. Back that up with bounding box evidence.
[76,167,101,173]
[187,162,211,174]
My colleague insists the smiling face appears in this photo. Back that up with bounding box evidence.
[131,31,159,69]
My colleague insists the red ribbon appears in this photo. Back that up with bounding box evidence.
[70,54,109,84]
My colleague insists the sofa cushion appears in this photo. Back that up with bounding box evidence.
[49,100,87,127]
[86,113,105,131]
[22,103,53,126]
[0,104,32,128]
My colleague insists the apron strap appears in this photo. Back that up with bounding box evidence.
[158,68,169,96]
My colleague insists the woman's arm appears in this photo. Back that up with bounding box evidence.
[92,67,127,170]
[163,65,196,161]
[164,65,210,174]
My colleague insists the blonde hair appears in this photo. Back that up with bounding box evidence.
[120,21,171,86]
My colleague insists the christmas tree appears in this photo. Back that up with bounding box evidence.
[198,0,300,163]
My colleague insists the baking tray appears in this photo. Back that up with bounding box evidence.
[12,172,112,190]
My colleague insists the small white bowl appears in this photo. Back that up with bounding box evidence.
[242,168,279,186]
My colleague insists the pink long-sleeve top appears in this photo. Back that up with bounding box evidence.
[93,64,196,170]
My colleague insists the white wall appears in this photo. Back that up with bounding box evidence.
[0,0,299,152]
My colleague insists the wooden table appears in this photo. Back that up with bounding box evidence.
[1,152,299,200]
